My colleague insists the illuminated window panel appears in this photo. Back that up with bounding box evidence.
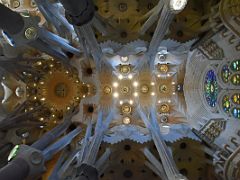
[232,94,240,105]
[222,95,231,113]
[232,108,240,119]
[204,70,218,107]
[221,65,231,83]
[231,74,240,85]
[230,60,240,72]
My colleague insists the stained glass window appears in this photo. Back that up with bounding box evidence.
[232,94,240,105]
[230,60,240,72]
[231,74,240,85]
[204,70,218,107]
[222,95,231,113]
[221,65,231,83]
[232,108,240,119]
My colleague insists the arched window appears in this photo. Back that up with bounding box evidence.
[232,108,240,119]
[231,74,240,85]
[204,70,218,107]
[232,94,240,105]
[230,60,240,72]
[221,65,231,83]
[222,95,231,113]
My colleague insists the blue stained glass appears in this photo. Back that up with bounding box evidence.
[232,108,240,119]
[204,70,218,107]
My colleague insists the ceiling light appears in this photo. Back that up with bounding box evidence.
[113,92,119,98]
[162,124,170,128]
[151,92,155,96]
[151,82,155,86]
[121,56,129,62]
[157,74,161,78]
[113,82,119,88]
[128,74,133,79]
[169,0,188,12]
[129,100,134,105]
[120,100,123,105]
[133,92,138,97]
[118,74,123,80]
[133,81,139,87]
[123,116,131,125]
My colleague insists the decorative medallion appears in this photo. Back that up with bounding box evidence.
[158,64,169,73]
[121,104,132,114]
[159,84,168,93]
[140,84,149,94]
[159,104,170,113]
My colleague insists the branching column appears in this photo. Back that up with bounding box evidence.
[148,0,188,60]
[138,107,187,180]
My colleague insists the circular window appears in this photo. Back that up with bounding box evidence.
[204,70,218,107]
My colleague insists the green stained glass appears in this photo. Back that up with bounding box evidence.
[8,145,19,162]
[232,94,240,105]
[222,95,231,113]
[231,74,240,85]
[230,60,240,72]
